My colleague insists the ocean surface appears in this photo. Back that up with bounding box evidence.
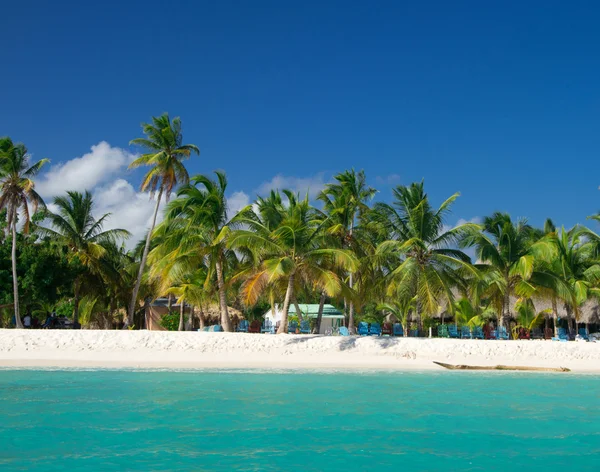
[0,369,598,471]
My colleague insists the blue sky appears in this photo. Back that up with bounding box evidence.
[1,0,599,242]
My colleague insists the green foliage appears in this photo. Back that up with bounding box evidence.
[160,312,180,331]
[55,299,74,317]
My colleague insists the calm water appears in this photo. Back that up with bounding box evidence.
[0,370,598,471]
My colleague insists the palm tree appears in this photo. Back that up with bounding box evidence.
[229,190,357,333]
[465,212,573,329]
[152,172,236,331]
[318,169,376,330]
[127,113,199,325]
[0,138,48,328]
[37,191,130,325]
[373,182,479,331]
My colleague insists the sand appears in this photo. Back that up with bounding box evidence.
[0,329,599,373]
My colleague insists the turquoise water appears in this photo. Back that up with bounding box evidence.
[0,370,599,471]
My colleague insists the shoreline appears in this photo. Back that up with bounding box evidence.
[1,329,599,373]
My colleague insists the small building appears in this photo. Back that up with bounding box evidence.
[264,304,345,334]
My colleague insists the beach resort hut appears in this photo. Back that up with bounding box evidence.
[263,304,345,334]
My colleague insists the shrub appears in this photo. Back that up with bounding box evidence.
[160,312,179,331]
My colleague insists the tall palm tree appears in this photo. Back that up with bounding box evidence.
[0,137,48,328]
[229,190,357,333]
[152,172,235,331]
[319,169,376,330]
[373,182,479,330]
[37,191,130,325]
[127,113,199,325]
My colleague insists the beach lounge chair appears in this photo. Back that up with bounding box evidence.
[209,325,223,332]
[382,322,393,336]
[448,325,459,338]
[299,320,311,334]
[489,329,498,340]
[288,321,298,333]
[261,320,275,334]
[578,327,589,341]
[410,329,419,337]
[393,323,404,337]
[358,321,369,336]
[530,328,543,339]
[237,320,249,333]
[438,324,449,338]
[552,327,569,342]
[472,326,484,339]
[201,326,209,332]
[460,326,471,339]
[369,322,382,336]
[517,327,530,340]
[249,320,261,333]
[544,328,553,340]
[497,326,509,340]
[339,326,350,336]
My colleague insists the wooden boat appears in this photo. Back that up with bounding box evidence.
[433,361,570,373]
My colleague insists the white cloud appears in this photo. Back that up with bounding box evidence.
[226,191,250,218]
[256,173,327,199]
[93,179,165,248]
[36,141,136,198]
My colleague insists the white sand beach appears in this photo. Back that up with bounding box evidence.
[0,329,599,372]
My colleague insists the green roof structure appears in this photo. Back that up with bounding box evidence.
[288,304,345,319]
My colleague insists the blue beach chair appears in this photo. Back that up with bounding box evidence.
[393,323,404,337]
[448,325,459,338]
[460,326,471,339]
[410,329,419,337]
[237,320,249,333]
[552,327,569,342]
[472,326,484,339]
[338,326,350,336]
[438,324,449,338]
[209,325,223,332]
[369,322,382,336]
[358,322,369,336]
[261,320,275,334]
[497,326,509,340]
[288,321,298,333]
[578,327,589,341]
[299,320,311,334]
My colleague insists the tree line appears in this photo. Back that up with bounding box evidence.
[1,114,599,334]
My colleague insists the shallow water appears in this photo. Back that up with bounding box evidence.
[0,369,598,471]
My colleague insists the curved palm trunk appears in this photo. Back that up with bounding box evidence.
[501,282,510,328]
[215,255,232,332]
[128,187,163,326]
[293,298,304,323]
[315,291,326,334]
[199,306,206,330]
[277,274,295,334]
[11,220,23,329]
[178,300,184,331]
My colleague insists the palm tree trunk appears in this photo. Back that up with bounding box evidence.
[348,273,355,331]
[316,291,326,334]
[293,298,304,323]
[215,254,232,332]
[187,305,195,331]
[277,273,295,334]
[11,220,22,329]
[128,187,163,326]
[73,279,80,326]
[178,300,184,331]
[199,306,206,330]
[501,285,510,328]
[168,294,173,312]
[552,298,558,337]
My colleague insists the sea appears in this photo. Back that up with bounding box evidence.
[0,369,598,471]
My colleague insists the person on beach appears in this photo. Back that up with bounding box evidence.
[23,312,32,328]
